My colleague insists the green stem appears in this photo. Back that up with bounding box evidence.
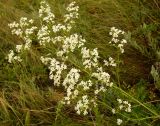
[116,52,120,87]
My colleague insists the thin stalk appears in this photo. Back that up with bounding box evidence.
[116,52,121,87]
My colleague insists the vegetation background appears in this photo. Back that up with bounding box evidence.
[0,0,160,125]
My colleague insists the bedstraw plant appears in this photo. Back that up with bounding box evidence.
[4,0,160,126]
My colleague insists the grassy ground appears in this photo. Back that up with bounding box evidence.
[0,0,160,126]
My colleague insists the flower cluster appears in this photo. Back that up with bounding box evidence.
[40,56,67,86]
[117,98,131,112]
[109,27,127,53]
[8,17,36,38]
[7,0,80,62]
[59,68,97,115]
[39,1,55,23]
[37,1,80,48]
[81,47,99,69]
[104,57,116,67]
[7,50,22,63]
[92,67,113,86]
[7,1,131,124]
[37,25,51,45]
[52,24,66,33]
[78,80,93,91]
[64,1,79,23]
[57,34,86,59]
[112,98,132,125]
[117,118,123,125]
[8,17,35,37]
[75,95,90,115]
[63,68,80,90]
[7,17,38,63]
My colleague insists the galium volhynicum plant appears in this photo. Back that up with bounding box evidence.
[7,1,129,125]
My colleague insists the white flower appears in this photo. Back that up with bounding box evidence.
[64,1,79,23]
[40,56,51,65]
[94,89,99,95]
[11,29,23,36]
[67,101,70,105]
[92,67,111,85]
[52,24,66,33]
[63,68,80,89]
[104,57,116,67]
[24,37,32,50]
[16,45,23,53]
[109,27,127,53]
[109,82,113,87]
[125,107,131,113]
[123,101,128,104]
[25,26,37,36]
[29,19,34,24]
[112,109,116,114]
[119,105,123,110]
[81,47,99,69]
[77,110,80,115]
[73,89,79,96]
[57,34,85,59]
[121,39,127,44]
[74,95,90,115]
[8,21,19,28]
[7,50,22,63]
[41,57,67,87]
[117,99,122,104]
[117,119,123,125]
[104,60,109,66]
[8,50,14,63]
[39,1,55,23]
[83,110,88,115]
[37,25,50,45]
[13,56,22,62]
[117,99,132,113]
[19,17,28,27]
